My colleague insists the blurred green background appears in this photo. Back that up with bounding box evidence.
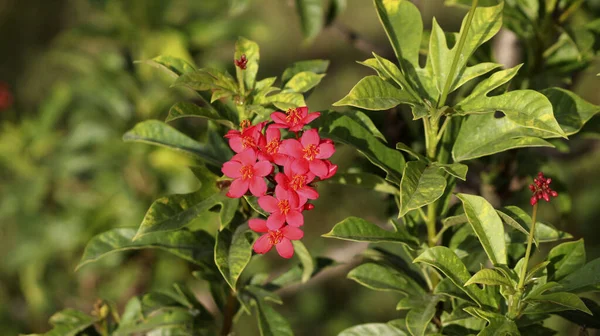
[1,0,599,335]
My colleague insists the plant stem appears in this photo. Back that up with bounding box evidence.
[438,0,479,108]
[518,203,538,290]
[220,290,236,336]
[426,201,437,247]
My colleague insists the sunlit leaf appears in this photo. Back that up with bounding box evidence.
[398,161,447,217]
[215,225,256,291]
[165,101,235,128]
[338,323,407,336]
[524,292,592,315]
[283,71,325,93]
[281,60,329,85]
[347,262,425,295]
[292,240,314,283]
[547,239,586,282]
[464,268,513,288]
[235,37,260,91]
[333,76,418,110]
[323,217,419,247]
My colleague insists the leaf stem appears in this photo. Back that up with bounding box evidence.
[417,207,429,222]
[437,0,479,108]
[518,203,538,290]
[435,117,451,143]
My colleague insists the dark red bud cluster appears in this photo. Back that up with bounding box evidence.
[0,82,13,111]
[529,172,558,206]
[234,54,248,70]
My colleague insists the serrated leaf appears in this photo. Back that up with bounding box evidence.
[283,71,325,93]
[333,76,418,110]
[296,0,324,43]
[524,292,592,315]
[432,162,468,180]
[339,323,407,336]
[464,268,513,288]
[140,55,196,78]
[281,60,329,85]
[547,239,586,282]
[166,101,235,128]
[322,172,398,194]
[456,193,507,265]
[77,228,214,270]
[316,112,405,184]
[123,120,226,166]
[347,262,425,295]
[292,240,314,283]
[323,217,419,247]
[255,302,294,336]
[557,257,600,293]
[414,246,493,308]
[399,161,447,217]
[235,37,259,90]
[215,225,256,291]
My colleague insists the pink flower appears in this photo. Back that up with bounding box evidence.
[224,121,266,154]
[221,149,272,198]
[258,126,288,165]
[249,219,304,258]
[270,106,320,132]
[322,160,338,180]
[275,160,319,205]
[258,187,306,230]
[282,129,335,178]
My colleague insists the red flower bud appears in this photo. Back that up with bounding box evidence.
[304,203,315,211]
[530,196,538,206]
[550,190,558,197]
[235,54,248,70]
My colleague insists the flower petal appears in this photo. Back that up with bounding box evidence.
[258,195,279,213]
[253,235,273,254]
[297,186,319,200]
[222,161,242,178]
[292,158,310,175]
[228,136,244,153]
[275,185,288,200]
[282,225,304,240]
[309,159,328,178]
[248,218,268,233]
[227,178,249,198]
[316,143,335,159]
[267,212,285,230]
[273,153,288,166]
[275,173,288,186]
[297,106,308,118]
[265,126,281,142]
[270,112,288,125]
[302,111,320,125]
[236,148,257,165]
[301,129,320,147]
[253,161,273,176]
[282,139,303,158]
[275,238,294,258]
[286,210,304,227]
[249,177,267,196]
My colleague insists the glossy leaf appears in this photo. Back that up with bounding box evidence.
[77,228,214,270]
[456,193,507,265]
[292,240,314,283]
[215,225,256,291]
[398,161,447,217]
[347,262,424,295]
[414,246,493,307]
[339,323,407,336]
[322,172,398,194]
[323,217,419,247]
[432,162,468,181]
[557,257,600,293]
[165,101,235,128]
[346,110,387,143]
[434,277,472,302]
[140,55,196,78]
[296,0,324,43]
[541,87,600,136]
[123,120,226,166]
[255,301,294,336]
[524,292,592,315]
[463,307,519,336]
[333,76,418,110]
[557,298,600,329]
[174,68,237,93]
[281,60,329,85]
[499,206,572,245]
[547,239,586,282]
[264,92,306,110]
[283,71,325,93]
[235,37,259,90]
[404,294,443,336]
[395,142,426,161]
[316,112,405,184]
[464,268,513,288]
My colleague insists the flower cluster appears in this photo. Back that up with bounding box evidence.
[221,107,337,258]
[528,172,558,205]
[234,54,248,70]
[0,82,13,111]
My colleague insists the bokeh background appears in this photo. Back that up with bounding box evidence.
[1,0,600,335]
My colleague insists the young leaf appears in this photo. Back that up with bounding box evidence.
[296,0,324,43]
[456,194,507,265]
[77,228,215,270]
[123,120,226,166]
[166,101,236,128]
[557,257,600,293]
[441,213,467,228]
[281,60,329,85]
[547,239,586,282]
[338,323,407,336]
[524,292,593,315]
[322,217,419,247]
[464,268,513,288]
[292,240,314,283]
[347,262,425,295]
[264,92,306,110]
[398,161,447,217]
[215,225,256,291]
[235,37,260,90]
[283,71,325,93]
[334,76,419,111]
[414,246,494,308]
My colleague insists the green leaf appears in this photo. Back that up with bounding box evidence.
[395,142,426,161]
[456,193,507,265]
[322,172,398,194]
[345,110,387,143]
[77,228,214,270]
[524,292,592,315]
[244,195,268,217]
[414,246,493,308]
[165,101,235,128]
[255,302,294,336]
[557,297,600,329]
[451,62,501,92]
[557,257,600,293]
[229,0,251,15]
[452,113,555,162]
[235,37,260,90]
[347,262,425,295]
[283,71,325,93]
[339,323,407,336]
[333,76,418,110]
[31,309,97,336]
[133,192,229,239]
[464,268,513,288]
[292,240,314,283]
[323,217,419,247]
[113,308,194,335]
[434,277,472,302]
[399,161,447,217]
[432,162,468,181]
[441,214,467,228]
[215,225,256,291]
[270,257,335,288]
[264,92,306,110]
[316,112,405,184]
[140,55,196,78]
[547,239,586,282]
[499,206,572,245]
[281,60,329,85]
[541,87,600,136]
[325,0,346,25]
[405,294,443,336]
[463,307,519,336]
[525,261,550,284]
[244,285,283,305]
[123,120,227,166]
[174,68,237,92]
[295,0,324,43]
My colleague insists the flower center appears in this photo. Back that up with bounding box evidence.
[240,165,254,180]
[289,174,306,191]
[265,139,281,155]
[242,135,256,149]
[277,199,291,215]
[285,108,302,124]
[302,144,319,161]
[268,230,284,245]
[240,119,251,131]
